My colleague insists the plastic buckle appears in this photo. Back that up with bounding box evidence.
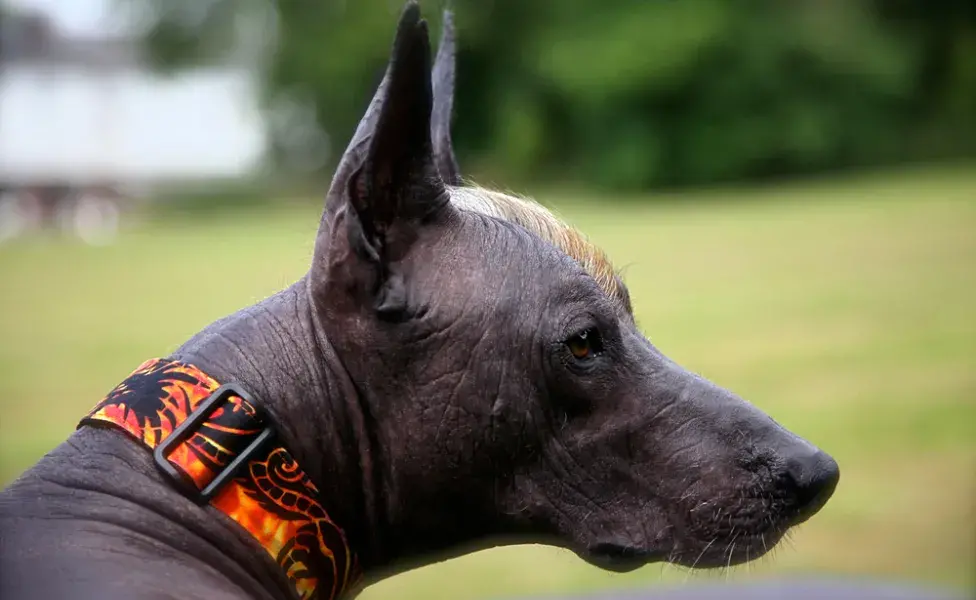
[153,383,275,505]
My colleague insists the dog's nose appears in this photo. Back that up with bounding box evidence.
[785,449,840,523]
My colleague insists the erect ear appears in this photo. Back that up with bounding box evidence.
[314,2,451,313]
[431,9,461,186]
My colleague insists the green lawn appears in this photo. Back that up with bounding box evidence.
[1,165,974,597]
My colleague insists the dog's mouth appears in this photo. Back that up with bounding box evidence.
[579,527,787,573]
[559,453,840,575]
[578,506,802,573]
[667,507,807,569]
[661,473,837,570]
[581,523,791,573]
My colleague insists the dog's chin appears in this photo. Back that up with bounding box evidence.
[668,526,789,569]
[579,543,666,573]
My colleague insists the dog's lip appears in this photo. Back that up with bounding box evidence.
[581,543,662,573]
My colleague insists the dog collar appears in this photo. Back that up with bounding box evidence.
[78,358,361,600]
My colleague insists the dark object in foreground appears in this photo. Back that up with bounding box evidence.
[498,579,969,600]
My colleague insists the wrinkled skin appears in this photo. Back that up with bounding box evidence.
[309,3,838,574]
[0,4,837,599]
[315,201,837,573]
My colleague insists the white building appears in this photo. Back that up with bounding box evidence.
[0,8,268,242]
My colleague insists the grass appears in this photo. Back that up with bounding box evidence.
[1,164,974,597]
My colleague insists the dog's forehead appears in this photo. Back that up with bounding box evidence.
[448,186,632,314]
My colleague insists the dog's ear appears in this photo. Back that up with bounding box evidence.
[431,9,461,186]
[314,2,453,316]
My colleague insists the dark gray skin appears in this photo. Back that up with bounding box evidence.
[0,4,839,600]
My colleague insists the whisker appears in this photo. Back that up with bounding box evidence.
[683,537,716,583]
[725,543,734,582]
[724,531,740,583]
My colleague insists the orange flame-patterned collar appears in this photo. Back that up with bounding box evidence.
[78,358,361,600]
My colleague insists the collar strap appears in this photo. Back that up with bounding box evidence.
[78,358,361,600]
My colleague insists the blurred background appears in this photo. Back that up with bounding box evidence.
[0,0,973,598]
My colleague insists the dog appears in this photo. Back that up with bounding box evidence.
[0,4,838,599]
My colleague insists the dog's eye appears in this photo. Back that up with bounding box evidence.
[566,328,603,360]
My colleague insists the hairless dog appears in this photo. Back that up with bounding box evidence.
[1,4,840,600]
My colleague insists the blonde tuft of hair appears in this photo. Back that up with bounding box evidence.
[449,185,630,313]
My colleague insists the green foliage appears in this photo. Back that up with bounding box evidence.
[129,0,976,190]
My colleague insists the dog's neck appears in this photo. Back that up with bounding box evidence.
[78,278,502,596]
[170,280,384,582]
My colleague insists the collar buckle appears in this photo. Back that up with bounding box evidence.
[153,383,275,504]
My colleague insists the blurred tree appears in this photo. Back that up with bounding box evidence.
[871,0,976,160]
[126,0,976,190]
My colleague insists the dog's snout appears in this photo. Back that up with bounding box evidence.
[785,448,840,523]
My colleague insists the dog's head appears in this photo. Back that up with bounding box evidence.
[310,2,838,573]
